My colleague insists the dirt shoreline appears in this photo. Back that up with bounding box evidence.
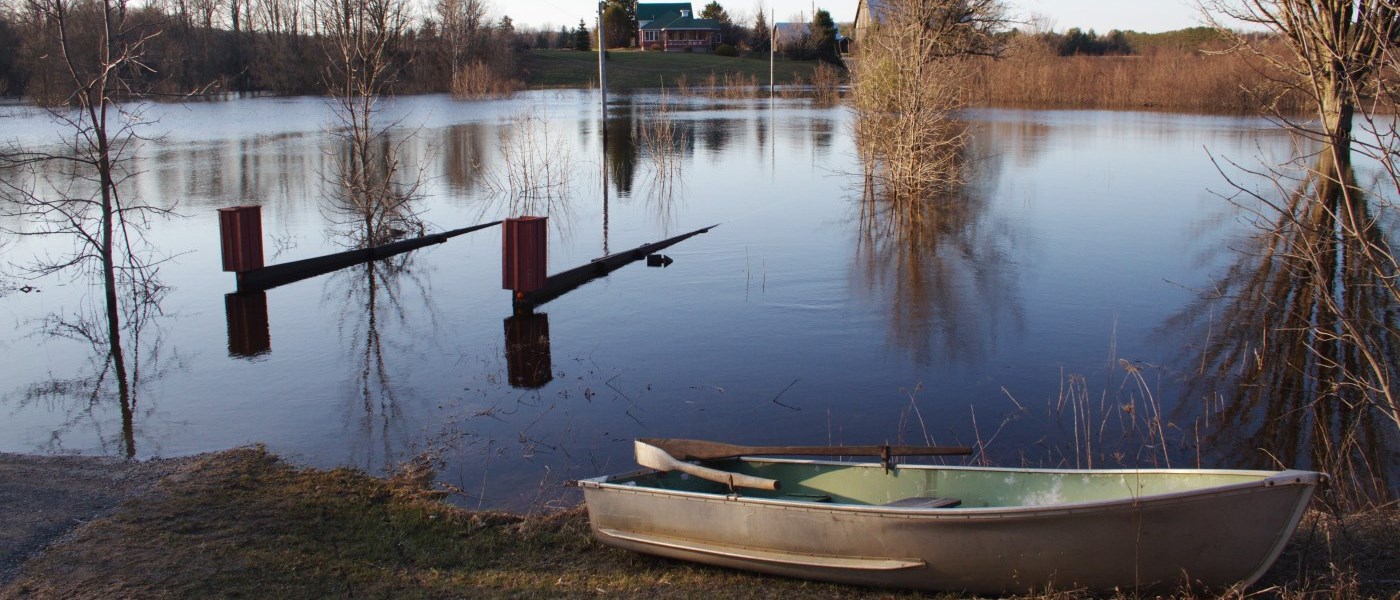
[0,452,198,586]
[3,449,1396,599]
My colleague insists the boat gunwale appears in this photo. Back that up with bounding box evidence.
[577,459,1324,518]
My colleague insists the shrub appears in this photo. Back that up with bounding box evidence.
[715,44,738,57]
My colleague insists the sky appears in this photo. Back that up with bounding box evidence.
[498,0,1210,34]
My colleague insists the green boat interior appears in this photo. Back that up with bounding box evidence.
[603,459,1273,508]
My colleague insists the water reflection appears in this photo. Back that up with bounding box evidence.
[1171,150,1400,506]
[852,130,1023,365]
[145,132,323,211]
[326,254,435,473]
[699,118,734,156]
[7,279,172,458]
[225,291,271,357]
[442,123,490,196]
[504,309,552,389]
[605,103,639,198]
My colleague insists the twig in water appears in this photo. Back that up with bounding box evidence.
[904,384,932,446]
[770,378,801,410]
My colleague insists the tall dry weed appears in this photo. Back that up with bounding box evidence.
[972,42,1311,113]
[451,60,522,99]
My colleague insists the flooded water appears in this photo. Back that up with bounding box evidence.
[2,91,1396,509]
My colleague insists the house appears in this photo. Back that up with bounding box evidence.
[774,21,849,54]
[850,0,886,51]
[773,22,811,52]
[638,3,722,51]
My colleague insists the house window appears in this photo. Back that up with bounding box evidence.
[644,30,658,42]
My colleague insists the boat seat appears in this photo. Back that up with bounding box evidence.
[882,496,962,508]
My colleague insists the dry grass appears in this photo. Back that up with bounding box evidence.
[450,60,522,99]
[971,42,1315,113]
[1,447,1396,599]
[673,71,762,99]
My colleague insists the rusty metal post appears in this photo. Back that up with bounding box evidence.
[218,206,264,273]
[502,216,548,296]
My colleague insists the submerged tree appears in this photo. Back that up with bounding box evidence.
[317,0,423,248]
[1,0,179,455]
[0,0,189,453]
[850,0,1007,203]
[1204,1,1398,155]
[1201,0,1400,435]
[1168,155,1399,508]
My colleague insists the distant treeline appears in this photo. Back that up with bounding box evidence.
[0,0,579,100]
[1017,26,1235,57]
[0,0,1364,116]
[0,0,847,101]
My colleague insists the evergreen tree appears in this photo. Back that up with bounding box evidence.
[700,1,728,20]
[810,8,840,64]
[574,19,592,51]
[751,8,770,53]
[701,1,738,45]
[604,0,638,46]
[603,4,631,48]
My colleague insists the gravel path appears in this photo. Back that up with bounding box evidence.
[0,453,194,585]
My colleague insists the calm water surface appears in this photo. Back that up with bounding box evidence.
[1,91,1394,509]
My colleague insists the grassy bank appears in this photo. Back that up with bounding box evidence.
[3,448,1397,599]
[520,49,822,90]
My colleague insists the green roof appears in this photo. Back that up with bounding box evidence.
[644,12,721,30]
[638,3,692,21]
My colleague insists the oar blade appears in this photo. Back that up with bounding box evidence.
[634,440,780,491]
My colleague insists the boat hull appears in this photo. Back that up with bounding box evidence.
[578,463,1321,595]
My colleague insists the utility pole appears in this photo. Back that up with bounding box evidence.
[598,1,607,141]
[769,9,775,100]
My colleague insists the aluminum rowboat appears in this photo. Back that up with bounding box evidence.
[576,451,1323,595]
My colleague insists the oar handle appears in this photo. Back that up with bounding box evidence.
[639,438,973,461]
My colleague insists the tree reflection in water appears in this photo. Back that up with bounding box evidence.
[11,277,172,458]
[326,253,438,474]
[1170,149,1400,507]
[853,130,1022,366]
[636,94,690,234]
[323,122,438,473]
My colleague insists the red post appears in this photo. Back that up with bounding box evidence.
[218,206,264,272]
[502,216,548,294]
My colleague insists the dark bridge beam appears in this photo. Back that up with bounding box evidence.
[236,221,502,292]
[513,224,718,309]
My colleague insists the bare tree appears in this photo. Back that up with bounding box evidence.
[0,0,179,456]
[316,0,422,247]
[249,0,310,92]
[1198,1,1400,436]
[435,0,484,77]
[850,0,1007,203]
[486,107,575,219]
[1204,1,1398,151]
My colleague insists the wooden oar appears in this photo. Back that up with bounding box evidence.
[638,438,974,462]
[634,440,781,491]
